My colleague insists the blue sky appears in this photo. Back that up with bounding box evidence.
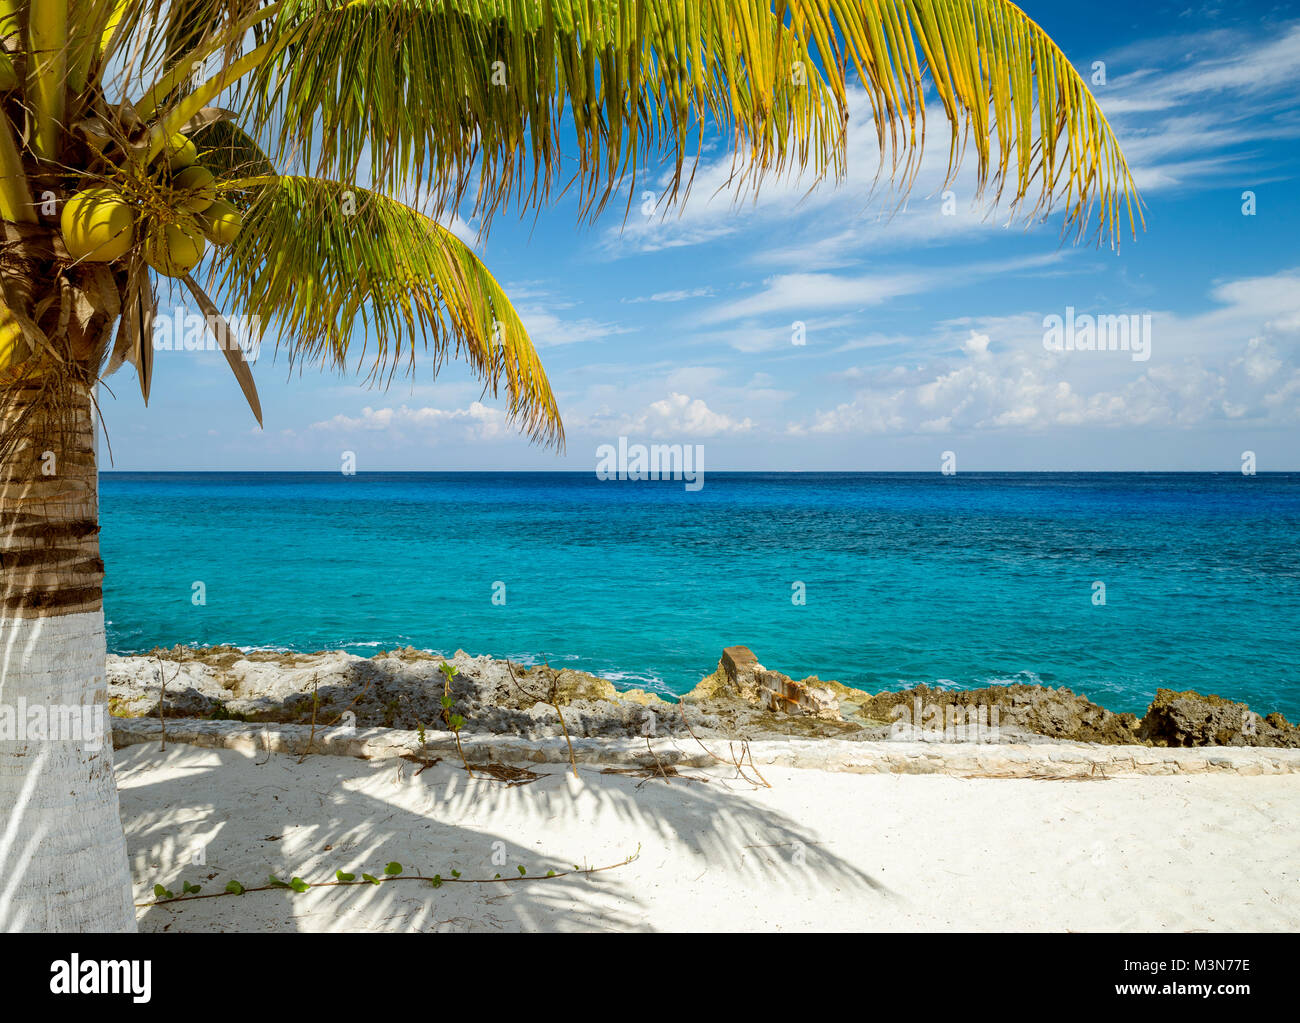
[102,1,1300,472]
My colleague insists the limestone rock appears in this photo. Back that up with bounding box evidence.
[756,669,841,720]
[720,645,763,700]
[857,684,1139,744]
[1138,689,1300,748]
[107,644,1299,749]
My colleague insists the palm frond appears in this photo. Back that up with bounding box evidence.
[189,117,277,183]
[95,0,267,92]
[220,0,1138,243]
[788,0,1143,242]
[106,256,155,404]
[183,272,263,425]
[26,0,69,160]
[211,175,563,447]
[241,0,845,224]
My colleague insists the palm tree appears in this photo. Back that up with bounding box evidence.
[0,0,1139,932]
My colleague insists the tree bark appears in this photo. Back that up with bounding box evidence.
[0,379,135,931]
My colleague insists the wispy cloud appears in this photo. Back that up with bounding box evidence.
[502,285,636,347]
[579,392,755,439]
[622,287,716,304]
[601,20,1300,264]
[700,253,1065,328]
[788,268,1300,437]
[1096,22,1300,189]
[310,402,515,442]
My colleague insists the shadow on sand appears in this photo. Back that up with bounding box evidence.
[116,739,892,932]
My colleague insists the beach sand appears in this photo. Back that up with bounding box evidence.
[118,740,1300,932]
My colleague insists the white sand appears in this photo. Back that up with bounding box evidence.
[117,742,1300,932]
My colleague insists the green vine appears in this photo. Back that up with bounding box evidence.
[139,845,640,908]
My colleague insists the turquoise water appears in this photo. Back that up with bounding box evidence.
[99,472,1300,719]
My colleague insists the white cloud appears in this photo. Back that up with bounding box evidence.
[701,253,1064,327]
[701,270,932,324]
[623,287,716,304]
[1099,24,1300,113]
[639,393,755,437]
[600,21,1300,265]
[505,284,636,347]
[310,402,513,441]
[578,393,755,439]
[963,331,991,357]
[789,268,1300,437]
[1096,23,1300,190]
[518,305,634,347]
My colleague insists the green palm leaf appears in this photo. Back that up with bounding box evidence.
[805,0,1143,240]
[189,118,277,184]
[210,175,563,446]
[228,0,1139,243]
[241,0,847,223]
[2,0,1145,450]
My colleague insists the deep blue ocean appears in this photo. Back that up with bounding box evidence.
[98,472,1300,719]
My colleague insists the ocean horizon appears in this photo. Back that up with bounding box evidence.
[99,470,1300,720]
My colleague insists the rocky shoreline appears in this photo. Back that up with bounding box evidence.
[106,644,1300,749]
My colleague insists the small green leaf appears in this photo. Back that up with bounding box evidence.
[384,862,402,876]
[289,877,310,893]
[440,695,454,709]
[449,714,465,731]
[450,869,461,879]
[182,881,202,894]
[268,875,290,888]
[335,870,355,882]
[517,865,527,876]
[494,873,501,880]
[362,873,380,885]
[546,870,556,877]
[430,874,443,888]
[153,883,170,899]
[225,880,244,895]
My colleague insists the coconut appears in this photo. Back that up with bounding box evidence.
[173,165,217,211]
[168,136,198,171]
[197,199,243,246]
[144,221,207,278]
[0,314,28,378]
[149,129,195,168]
[61,188,135,262]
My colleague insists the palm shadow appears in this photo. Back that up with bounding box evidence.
[115,737,892,933]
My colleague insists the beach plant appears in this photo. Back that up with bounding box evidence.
[436,659,476,776]
[0,1,1141,932]
[141,846,641,908]
[446,704,474,779]
[296,673,322,761]
[438,660,457,725]
[153,654,181,751]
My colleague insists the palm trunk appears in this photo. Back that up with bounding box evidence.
[0,379,135,932]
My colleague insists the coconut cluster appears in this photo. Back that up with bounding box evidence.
[59,132,244,277]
